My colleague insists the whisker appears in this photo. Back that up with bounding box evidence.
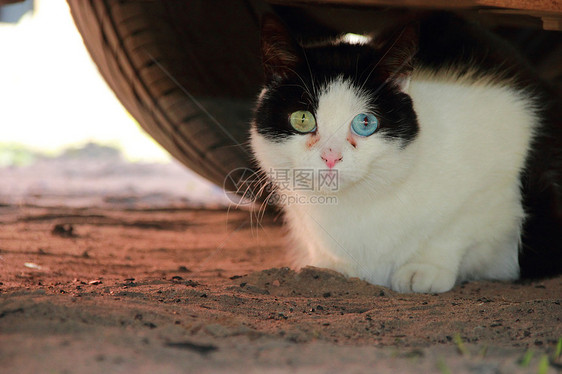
[358,26,407,93]
[282,66,315,102]
[301,46,317,96]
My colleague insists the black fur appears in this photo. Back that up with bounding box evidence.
[255,36,419,145]
[519,83,562,279]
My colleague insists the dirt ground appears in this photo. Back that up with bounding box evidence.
[1,202,561,373]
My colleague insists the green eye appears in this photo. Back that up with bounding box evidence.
[289,110,316,133]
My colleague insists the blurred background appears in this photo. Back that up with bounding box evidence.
[0,0,227,208]
[3,0,560,209]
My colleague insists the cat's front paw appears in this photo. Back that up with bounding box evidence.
[391,263,456,293]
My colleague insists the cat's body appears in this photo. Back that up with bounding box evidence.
[250,13,562,293]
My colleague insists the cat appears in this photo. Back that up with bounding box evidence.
[249,12,562,293]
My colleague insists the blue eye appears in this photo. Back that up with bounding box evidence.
[351,113,378,137]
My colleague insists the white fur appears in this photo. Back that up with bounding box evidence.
[341,33,372,45]
[251,71,537,293]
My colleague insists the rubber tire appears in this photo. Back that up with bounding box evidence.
[67,0,270,190]
[67,0,561,193]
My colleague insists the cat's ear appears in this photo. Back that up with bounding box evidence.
[261,15,301,81]
[376,23,419,92]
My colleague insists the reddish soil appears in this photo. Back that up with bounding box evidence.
[1,204,561,373]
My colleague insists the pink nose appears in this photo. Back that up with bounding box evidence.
[321,149,343,169]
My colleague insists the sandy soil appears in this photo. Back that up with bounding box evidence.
[1,203,561,373]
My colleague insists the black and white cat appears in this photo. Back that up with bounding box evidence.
[250,13,562,293]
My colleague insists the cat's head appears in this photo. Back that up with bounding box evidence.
[251,16,420,197]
